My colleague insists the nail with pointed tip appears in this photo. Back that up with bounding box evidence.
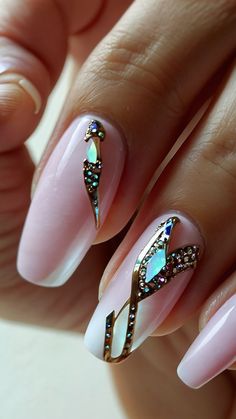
[17,114,126,286]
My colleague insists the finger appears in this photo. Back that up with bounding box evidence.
[0,147,34,283]
[0,0,130,301]
[0,0,103,292]
[70,0,133,62]
[0,0,109,151]
[84,59,236,362]
[0,239,112,333]
[111,321,233,419]
[177,273,236,388]
[18,0,236,287]
[199,271,236,371]
[0,0,127,268]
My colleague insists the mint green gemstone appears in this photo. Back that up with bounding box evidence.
[145,249,166,283]
[87,140,97,164]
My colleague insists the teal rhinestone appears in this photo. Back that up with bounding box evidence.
[98,131,105,139]
[87,140,97,163]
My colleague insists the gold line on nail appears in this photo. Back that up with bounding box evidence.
[104,216,200,363]
[83,120,106,229]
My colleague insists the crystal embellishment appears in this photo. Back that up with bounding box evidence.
[103,216,201,363]
[83,120,106,228]
[87,140,97,163]
[145,248,166,283]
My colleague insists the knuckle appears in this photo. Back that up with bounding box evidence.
[215,0,236,22]
[82,28,186,120]
[200,121,236,185]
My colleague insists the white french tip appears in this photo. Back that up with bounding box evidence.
[0,72,42,114]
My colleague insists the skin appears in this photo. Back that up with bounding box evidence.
[0,0,236,417]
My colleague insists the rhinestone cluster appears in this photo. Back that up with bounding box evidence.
[83,119,106,228]
[104,303,138,362]
[83,160,102,193]
[104,312,114,355]
[138,245,200,300]
[103,216,200,363]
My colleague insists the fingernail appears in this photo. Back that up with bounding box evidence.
[0,73,42,114]
[17,115,126,286]
[84,212,203,362]
[177,294,236,389]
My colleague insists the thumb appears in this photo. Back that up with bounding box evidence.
[0,0,117,151]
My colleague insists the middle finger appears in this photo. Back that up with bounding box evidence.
[17,0,236,286]
[85,60,236,362]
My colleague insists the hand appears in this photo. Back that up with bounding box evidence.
[0,1,236,418]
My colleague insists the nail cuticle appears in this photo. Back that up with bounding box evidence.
[162,208,206,251]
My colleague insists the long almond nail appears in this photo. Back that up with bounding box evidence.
[17,115,126,286]
[177,294,236,389]
[84,212,203,362]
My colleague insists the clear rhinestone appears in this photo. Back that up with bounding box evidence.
[145,248,166,283]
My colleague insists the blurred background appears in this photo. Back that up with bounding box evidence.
[0,59,125,419]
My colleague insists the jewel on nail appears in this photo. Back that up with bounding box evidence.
[83,120,106,228]
[103,216,200,363]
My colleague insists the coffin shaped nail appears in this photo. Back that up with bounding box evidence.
[17,115,126,286]
[84,212,203,362]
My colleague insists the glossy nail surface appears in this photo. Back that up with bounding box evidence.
[17,115,125,286]
[84,212,203,362]
[177,294,236,389]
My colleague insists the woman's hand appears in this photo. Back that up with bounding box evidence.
[0,1,236,418]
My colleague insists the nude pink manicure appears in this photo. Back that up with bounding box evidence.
[84,212,203,362]
[177,294,236,389]
[17,115,126,286]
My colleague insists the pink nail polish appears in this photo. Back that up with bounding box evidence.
[177,294,236,389]
[84,212,203,362]
[17,115,126,286]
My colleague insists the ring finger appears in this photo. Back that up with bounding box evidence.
[84,59,236,362]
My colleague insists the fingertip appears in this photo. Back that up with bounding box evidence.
[177,363,201,389]
[0,78,43,151]
[18,77,42,114]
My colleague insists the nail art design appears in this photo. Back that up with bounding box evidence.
[104,216,200,362]
[17,115,125,286]
[83,120,106,228]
